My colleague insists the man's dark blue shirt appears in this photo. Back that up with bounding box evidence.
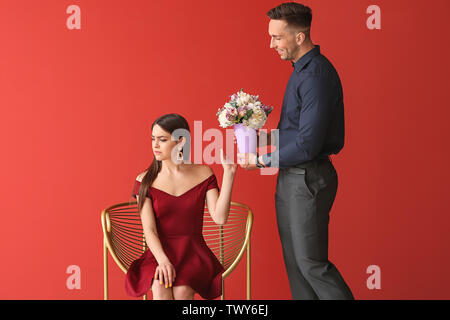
[262,45,345,168]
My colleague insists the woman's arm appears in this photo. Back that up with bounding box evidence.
[206,170,235,225]
[205,149,237,225]
[137,195,167,263]
[137,194,175,287]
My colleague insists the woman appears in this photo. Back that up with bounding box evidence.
[125,113,237,300]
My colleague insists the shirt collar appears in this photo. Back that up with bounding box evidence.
[291,45,320,72]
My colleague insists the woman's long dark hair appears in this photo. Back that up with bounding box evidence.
[134,113,190,213]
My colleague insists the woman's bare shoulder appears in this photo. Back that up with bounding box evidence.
[187,164,213,179]
[197,164,214,178]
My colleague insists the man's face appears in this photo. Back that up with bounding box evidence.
[268,19,300,61]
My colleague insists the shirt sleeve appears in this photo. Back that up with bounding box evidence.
[206,174,220,192]
[262,75,336,168]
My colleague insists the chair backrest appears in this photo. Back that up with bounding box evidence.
[101,201,253,278]
[202,201,253,279]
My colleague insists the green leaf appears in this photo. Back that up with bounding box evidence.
[243,109,253,120]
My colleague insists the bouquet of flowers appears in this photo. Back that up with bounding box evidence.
[216,89,273,129]
[216,89,273,153]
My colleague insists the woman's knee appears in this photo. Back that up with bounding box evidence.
[172,285,195,300]
[151,279,173,300]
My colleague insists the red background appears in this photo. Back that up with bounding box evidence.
[0,0,449,299]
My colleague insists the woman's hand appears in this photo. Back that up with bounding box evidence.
[154,259,176,288]
[220,148,237,174]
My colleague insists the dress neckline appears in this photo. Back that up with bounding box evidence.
[149,174,214,198]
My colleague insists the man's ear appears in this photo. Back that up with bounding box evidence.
[296,32,305,45]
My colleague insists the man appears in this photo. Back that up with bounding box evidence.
[238,2,354,300]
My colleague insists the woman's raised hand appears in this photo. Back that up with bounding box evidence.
[154,259,176,288]
[220,148,237,174]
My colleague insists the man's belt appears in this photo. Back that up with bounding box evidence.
[286,155,330,172]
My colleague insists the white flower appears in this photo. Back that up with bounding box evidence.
[246,106,267,129]
[237,95,249,106]
[218,110,234,128]
[225,103,237,116]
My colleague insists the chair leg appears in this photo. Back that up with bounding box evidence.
[221,278,225,300]
[103,238,108,300]
[247,241,251,300]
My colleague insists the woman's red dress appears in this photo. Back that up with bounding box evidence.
[124,173,224,299]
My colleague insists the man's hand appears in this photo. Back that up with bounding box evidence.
[237,153,265,170]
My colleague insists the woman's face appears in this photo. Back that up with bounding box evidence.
[151,124,182,162]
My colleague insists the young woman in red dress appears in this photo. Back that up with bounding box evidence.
[125,113,237,300]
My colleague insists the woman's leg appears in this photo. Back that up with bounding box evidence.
[172,285,195,300]
[151,279,174,300]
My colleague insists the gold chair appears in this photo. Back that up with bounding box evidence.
[101,201,253,300]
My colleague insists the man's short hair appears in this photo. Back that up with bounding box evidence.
[267,2,312,38]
